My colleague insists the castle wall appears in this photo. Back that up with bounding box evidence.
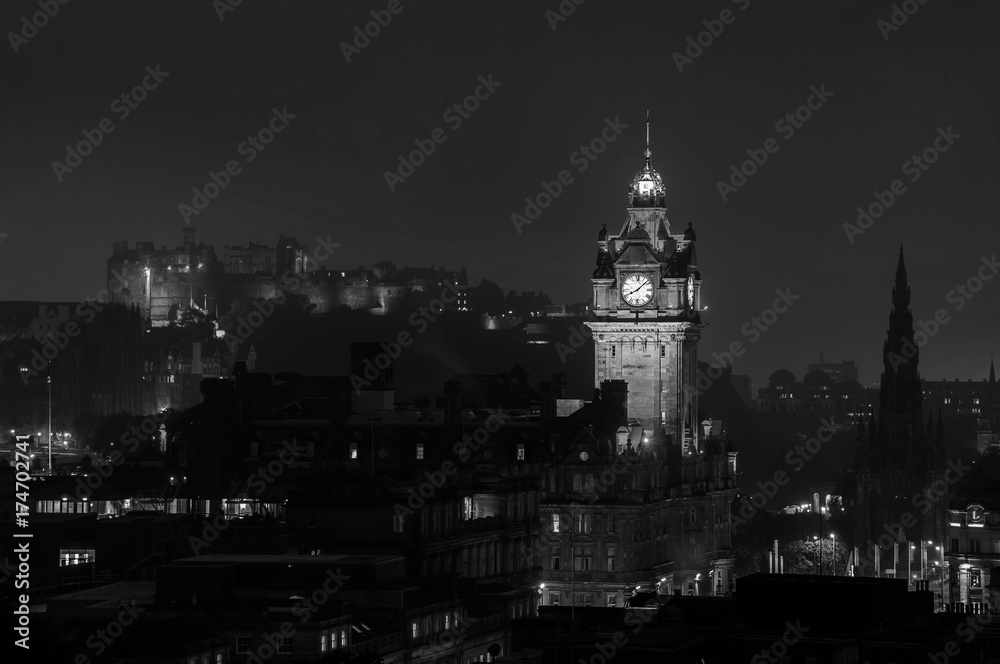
[109,240,464,322]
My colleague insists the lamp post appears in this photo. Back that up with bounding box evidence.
[909,543,915,589]
[830,533,837,576]
[812,536,819,574]
[47,366,52,475]
[819,506,825,574]
[934,544,943,609]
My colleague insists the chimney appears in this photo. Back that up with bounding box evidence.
[183,226,196,248]
[600,379,628,419]
[444,380,463,426]
[539,374,567,424]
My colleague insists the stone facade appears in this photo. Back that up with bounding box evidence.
[108,228,467,324]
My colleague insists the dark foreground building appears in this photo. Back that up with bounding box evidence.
[507,574,1000,664]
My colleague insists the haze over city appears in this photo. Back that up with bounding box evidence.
[1,0,997,387]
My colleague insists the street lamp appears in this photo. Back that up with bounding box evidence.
[830,534,837,576]
[909,544,915,589]
[812,536,819,574]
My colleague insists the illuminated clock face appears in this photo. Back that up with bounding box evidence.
[621,274,653,306]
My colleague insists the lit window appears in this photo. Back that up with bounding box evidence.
[552,514,560,533]
[445,613,450,630]
[350,443,357,459]
[517,444,525,461]
[416,443,424,460]
[59,548,95,567]
[341,630,347,647]
[412,621,419,638]
[607,546,617,572]
[215,654,223,664]
[321,634,327,652]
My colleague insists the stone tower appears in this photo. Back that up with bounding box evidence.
[854,247,947,576]
[585,118,703,454]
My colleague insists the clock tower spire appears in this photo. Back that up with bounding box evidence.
[586,122,704,453]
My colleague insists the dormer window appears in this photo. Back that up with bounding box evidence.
[969,505,984,523]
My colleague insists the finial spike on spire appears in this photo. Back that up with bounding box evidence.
[644,109,651,164]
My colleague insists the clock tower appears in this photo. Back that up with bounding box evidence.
[585,120,703,453]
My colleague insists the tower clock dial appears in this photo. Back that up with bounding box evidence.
[621,274,653,306]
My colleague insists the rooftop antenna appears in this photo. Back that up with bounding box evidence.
[645,109,651,162]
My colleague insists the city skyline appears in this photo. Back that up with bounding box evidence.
[3,3,1000,659]
[1,1,996,389]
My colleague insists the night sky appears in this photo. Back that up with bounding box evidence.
[1,0,997,390]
